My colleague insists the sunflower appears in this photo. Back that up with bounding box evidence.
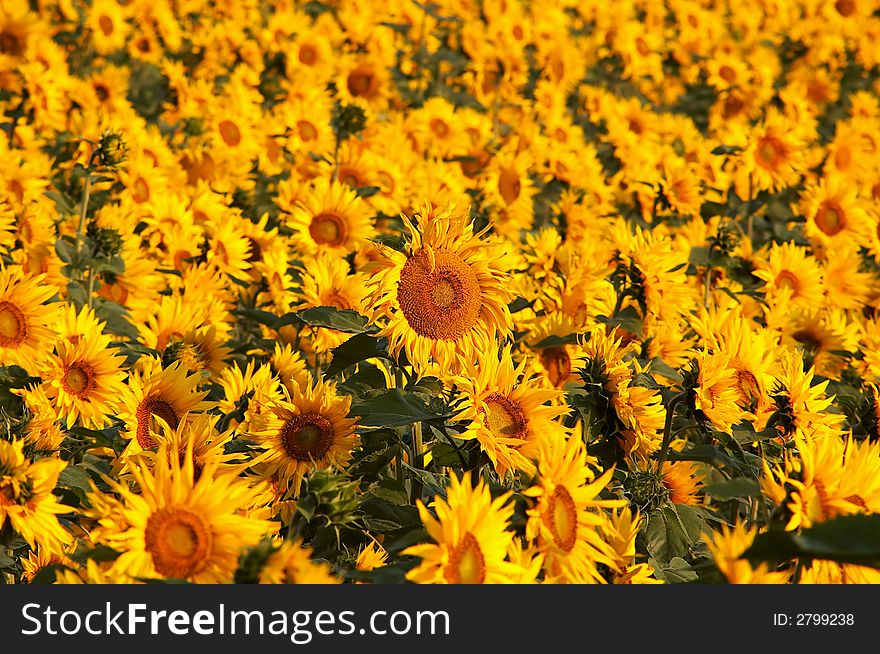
[287,178,376,257]
[764,434,880,531]
[269,343,311,398]
[741,108,805,192]
[0,266,59,372]
[143,413,241,482]
[690,351,742,434]
[217,361,285,434]
[293,252,370,355]
[705,521,791,584]
[524,432,625,584]
[89,444,273,583]
[87,0,130,55]
[117,359,211,456]
[800,173,870,251]
[355,540,389,573]
[259,540,341,584]
[524,312,587,391]
[14,384,66,452]
[580,326,666,460]
[364,200,513,376]
[0,439,72,553]
[454,342,568,478]
[764,351,842,441]
[753,242,825,310]
[404,474,521,584]
[799,560,880,584]
[249,377,359,498]
[42,333,126,430]
[21,547,73,583]
[661,459,705,506]
[604,507,661,584]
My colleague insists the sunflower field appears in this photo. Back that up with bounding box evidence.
[4,0,880,586]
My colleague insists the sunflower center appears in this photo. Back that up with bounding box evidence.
[98,15,114,36]
[444,532,486,584]
[135,396,180,449]
[218,120,242,147]
[0,30,23,56]
[144,508,212,579]
[815,202,845,236]
[281,413,334,461]
[775,270,800,294]
[540,346,572,388]
[430,118,449,138]
[62,363,96,399]
[718,64,736,83]
[347,69,377,98]
[308,211,347,247]
[635,37,651,57]
[722,93,745,119]
[498,168,522,205]
[734,367,760,410]
[546,485,578,552]
[756,137,782,169]
[835,146,852,170]
[397,250,482,341]
[835,0,856,16]
[482,392,528,441]
[132,176,150,203]
[297,120,318,142]
[299,44,317,65]
[0,301,26,347]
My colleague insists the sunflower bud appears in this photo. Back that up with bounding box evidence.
[96,130,128,168]
[623,469,669,512]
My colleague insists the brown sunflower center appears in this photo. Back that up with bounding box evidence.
[815,202,845,236]
[775,270,800,294]
[281,413,335,461]
[756,137,783,169]
[299,44,317,65]
[0,301,26,347]
[540,346,572,388]
[144,508,212,579]
[722,93,745,120]
[718,64,736,83]
[546,485,578,552]
[444,532,486,584]
[835,0,856,16]
[397,250,482,341]
[98,15,114,36]
[347,68,377,98]
[218,120,242,147]
[498,168,522,205]
[308,211,347,247]
[62,362,97,399]
[297,120,317,142]
[135,396,180,449]
[430,118,450,138]
[132,176,150,203]
[0,30,23,56]
[482,392,528,441]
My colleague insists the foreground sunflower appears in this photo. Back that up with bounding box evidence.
[89,444,274,583]
[0,439,71,553]
[706,521,791,584]
[365,200,513,376]
[0,266,58,372]
[454,341,568,478]
[524,432,624,584]
[117,359,211,456]
[404,474,521,584]
[249,377,359,498]
[259,540,341,584]
[42,331,127,429]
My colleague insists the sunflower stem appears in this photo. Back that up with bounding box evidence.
[656,391,687,470]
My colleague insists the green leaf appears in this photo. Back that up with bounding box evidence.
[704,477,761,501]
[644,504,705,565]
[57,465,92,494]
[325,333,387,377]
[295,306,376,334]
[650,556,698,583]
[744,514,880,568]
[351,389,453,427]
